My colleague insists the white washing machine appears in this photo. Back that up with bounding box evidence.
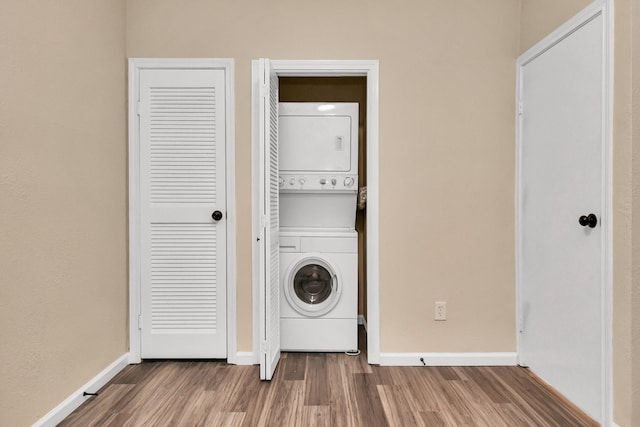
[279,229,358,352]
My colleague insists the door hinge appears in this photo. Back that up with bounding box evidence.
[137,100,147,116]
[518,100,523,116]
[260,341,267,355]
[518,314,524,333]
[138,314,142,330]
[260,214,267,228]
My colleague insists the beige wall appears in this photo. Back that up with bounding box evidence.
[615,0,634,424]
[632,0,640,423]
[0,1,128,425]
[519,0,594,52]
[127,0,521,354]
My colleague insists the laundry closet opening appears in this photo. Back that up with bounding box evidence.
[279,76,368,350]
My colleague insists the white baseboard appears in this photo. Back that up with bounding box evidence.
[32,353,129,427]
[379,352,518,366]
[358,314,367,332]
[232,351,258,365]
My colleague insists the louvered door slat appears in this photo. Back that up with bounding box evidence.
[146,81,218,203]
[267,68,280,371]
[139,68,227,359]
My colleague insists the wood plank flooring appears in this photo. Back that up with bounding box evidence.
[60,332,597,426]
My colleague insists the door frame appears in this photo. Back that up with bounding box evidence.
[127,58,237,363]
[251,60,381,364]
[515,0,612,423]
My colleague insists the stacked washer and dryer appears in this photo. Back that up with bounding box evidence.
[278,102,359,352]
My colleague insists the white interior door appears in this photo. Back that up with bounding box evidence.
[518,11,606,422]
[256,58,281,380]
[139,68,227,358]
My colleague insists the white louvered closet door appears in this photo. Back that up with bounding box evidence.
[139,69,227,358]
[258,59,280,380]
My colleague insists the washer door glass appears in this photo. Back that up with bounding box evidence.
[284,255,342,317]
[293,264,333,305]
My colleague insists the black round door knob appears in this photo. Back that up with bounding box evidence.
[211,210,224,221]
[579,214,597,228]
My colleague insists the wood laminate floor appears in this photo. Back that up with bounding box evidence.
[60,331,597,427]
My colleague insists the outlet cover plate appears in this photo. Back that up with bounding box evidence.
[435,301,447,321]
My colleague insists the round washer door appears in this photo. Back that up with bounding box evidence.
[284,254,342,317]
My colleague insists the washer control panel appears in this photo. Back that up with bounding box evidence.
[279,174,358,191]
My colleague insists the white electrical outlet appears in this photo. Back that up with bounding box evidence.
[435,301,447,321]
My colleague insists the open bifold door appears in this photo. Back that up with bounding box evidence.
[254,58,281,380]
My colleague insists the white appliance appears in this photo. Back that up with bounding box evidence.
[279,102,359,230]
[279,230,358,352]
[279,103,358,175]
[278,102,360,352]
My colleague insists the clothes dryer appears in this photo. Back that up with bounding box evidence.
[278,102,359,230]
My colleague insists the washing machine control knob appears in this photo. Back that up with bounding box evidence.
[278,177,285,187]
[320,178,327,185]
[331,178,337,186]
[344,177,355,187]
[289,178,296,186]
[299,177,306,185]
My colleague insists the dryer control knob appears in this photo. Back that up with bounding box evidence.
[320,178,327,185]
[344,177,355,187]
[289,178,296,186]
[331,178,337,186]
[299,177,306,185]
[278,177,285,187]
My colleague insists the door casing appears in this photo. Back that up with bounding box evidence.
[128,58,237,363]
[251,60,381,364]
[515,1,612,423]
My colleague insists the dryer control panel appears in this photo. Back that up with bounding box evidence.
[279,174,358,192]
